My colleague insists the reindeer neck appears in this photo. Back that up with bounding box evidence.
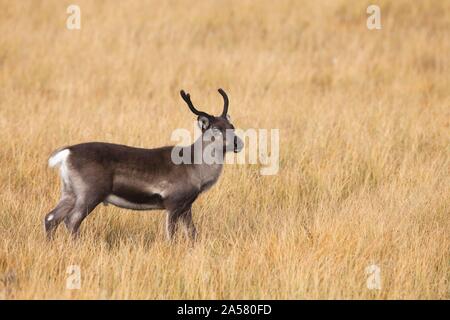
[189,137,224,190]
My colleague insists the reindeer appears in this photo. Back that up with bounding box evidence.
[44,89,243,241]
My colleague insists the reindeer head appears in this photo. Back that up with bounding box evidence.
[180,89,244,154]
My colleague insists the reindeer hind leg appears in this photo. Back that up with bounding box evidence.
[44,192,76,239]
[64,190,104,238]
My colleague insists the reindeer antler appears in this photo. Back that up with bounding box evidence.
[180,90,210,118]
[218,88,229,117]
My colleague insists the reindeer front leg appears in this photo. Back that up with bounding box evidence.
[166,210,179,241]
[179,207,197,241]
[165,192,199,242]
[166,206,197,242]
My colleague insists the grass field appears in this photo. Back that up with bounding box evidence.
[0,0,448,299]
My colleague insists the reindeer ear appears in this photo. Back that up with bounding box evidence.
[197,116,210,130]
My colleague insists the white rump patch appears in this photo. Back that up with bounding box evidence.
[48,149,70,168]
[47,214,54,221]
[48,149,71,185]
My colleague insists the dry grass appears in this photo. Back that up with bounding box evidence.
[0,0,449,299]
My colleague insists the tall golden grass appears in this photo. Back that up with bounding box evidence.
[0,0,448,299]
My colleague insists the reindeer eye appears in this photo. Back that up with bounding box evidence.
[212,128,222,135]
